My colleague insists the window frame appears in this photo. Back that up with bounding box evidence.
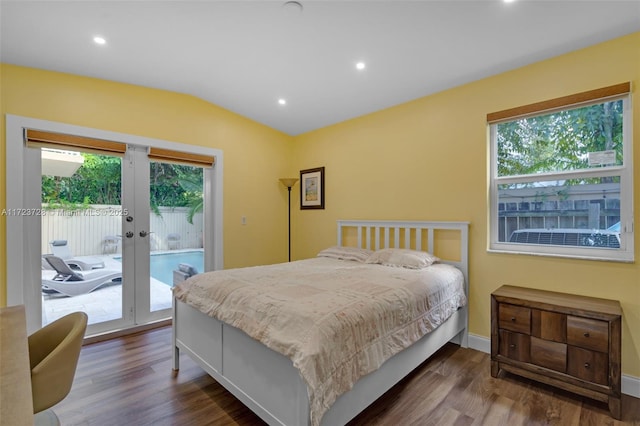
[488,90,634,262]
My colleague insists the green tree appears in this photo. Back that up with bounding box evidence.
[43,153,204,219]
[497,100,623,178]
[150,162,203,223]
[42,154,121,206]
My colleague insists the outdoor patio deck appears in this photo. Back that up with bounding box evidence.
[42,252,178,327]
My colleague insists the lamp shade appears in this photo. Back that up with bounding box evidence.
[279,178,299,188]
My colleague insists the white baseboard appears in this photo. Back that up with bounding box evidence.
[468,333,491,354]
[467,333,640,399]
[622,375,640,399]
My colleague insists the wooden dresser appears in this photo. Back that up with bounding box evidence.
[491,285,622,419]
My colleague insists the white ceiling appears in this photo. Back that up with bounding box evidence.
[1,1,639,136]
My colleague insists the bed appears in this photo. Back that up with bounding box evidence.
[172,220,469,426]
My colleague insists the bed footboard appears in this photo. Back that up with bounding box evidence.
[173,297,468,426]
[173,299,309,426]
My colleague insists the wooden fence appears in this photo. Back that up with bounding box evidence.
[41,205,203,256]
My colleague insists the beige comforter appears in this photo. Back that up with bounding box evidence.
[173,257,466,426]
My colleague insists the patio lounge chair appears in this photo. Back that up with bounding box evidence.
[49,240,105,270]
[42,255,122,297]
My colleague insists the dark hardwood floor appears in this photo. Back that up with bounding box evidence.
[54,326,640,425]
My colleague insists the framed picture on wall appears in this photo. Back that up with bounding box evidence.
[300,167,325,210]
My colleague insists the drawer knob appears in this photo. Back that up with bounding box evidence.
[584,363,591,369]
[509,344,516,349]
[583,332,590,338]
[511,317,516,322]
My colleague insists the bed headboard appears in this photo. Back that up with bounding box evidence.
[337,220,470,293]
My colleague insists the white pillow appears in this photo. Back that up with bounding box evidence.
[317,246,373,263]
[365,248,439,269]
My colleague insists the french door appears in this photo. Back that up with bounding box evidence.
[40,146,129,333]
[6,115,223,335]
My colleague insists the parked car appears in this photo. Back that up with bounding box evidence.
[509,223,621,248]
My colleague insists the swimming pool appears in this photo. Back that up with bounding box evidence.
[115,250,204,286]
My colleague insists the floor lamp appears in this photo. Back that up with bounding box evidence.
[279,178,298,262]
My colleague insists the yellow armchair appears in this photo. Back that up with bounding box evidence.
[28,312,88,416]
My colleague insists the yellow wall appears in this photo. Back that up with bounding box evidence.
[0,64,295,307]
[292,32,640,377]
[1,33,639,379]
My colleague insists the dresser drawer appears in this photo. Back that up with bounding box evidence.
[499,304,531,334]
[567,316,608,353]
[499,330,530,363]
[567,346,609,385]
[530,336,566,373]
[531,310,566,343]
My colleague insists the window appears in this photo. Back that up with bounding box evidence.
[488,83,633,262]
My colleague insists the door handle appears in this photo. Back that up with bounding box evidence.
[139,231,154,238]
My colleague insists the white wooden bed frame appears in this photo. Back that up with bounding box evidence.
[172,220,469,426]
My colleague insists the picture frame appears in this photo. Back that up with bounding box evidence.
[300,167,325,210]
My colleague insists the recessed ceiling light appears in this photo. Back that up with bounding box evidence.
[278,98,287,105]
[282,1,303,14]
[356,62,366,70]
[93,36,106,45]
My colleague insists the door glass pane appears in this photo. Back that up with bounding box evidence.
[41,149,124,326]
[149,162,204,313]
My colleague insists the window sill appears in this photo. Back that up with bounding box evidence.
[487,246,634,263]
